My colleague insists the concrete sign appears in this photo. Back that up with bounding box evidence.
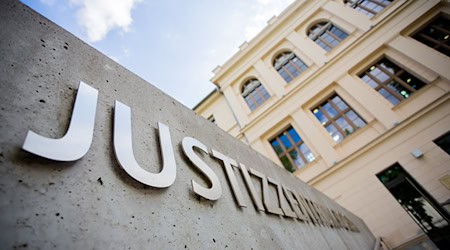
[0,1,376,249]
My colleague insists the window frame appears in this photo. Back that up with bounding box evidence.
[344,0,392,18]
[269,125,315,172]
[312,93,366,142]
[308,21,349,52]
[410,13,450,57]
[241,78,271,111]
[273,51,308,83]
[434,130,450,156]
[358,56,428,106]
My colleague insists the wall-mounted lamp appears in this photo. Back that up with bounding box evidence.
[411,149,423,158]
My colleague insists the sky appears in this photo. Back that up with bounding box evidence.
[21,0,295,108]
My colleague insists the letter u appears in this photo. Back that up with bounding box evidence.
[113,101,176,188]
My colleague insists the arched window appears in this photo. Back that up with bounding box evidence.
[242,78,270,111]
[344,0,392,18]
[308,21,348,51]
[273,51,308,83]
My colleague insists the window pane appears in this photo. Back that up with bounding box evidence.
[380,59,401,74]
[289,150,305,168]
[310,22,347,51]
[298,143,308,154]
[253,93,263,105]
[314,94,365,142]
[286,63,299,78]
[322,32,340,47]
[293,57,308,72]
[280,134,292,149]
[359,57,427,105]
[398,72,426,90]
[270,140,283,156]
[279,69,292,83]
[348,0,392,17]
[326,124,343,142]
[387,80,411,99]
[378,88,400,105]
[244,96,255,111]
[323,102,338,117]
[356,7,373,17]
[346,110,366,128]
[313,108,328,124]
[361,75,379,88]
[319,41,331,51]
[370,67,390,82]
[330,26,348,40]
[274,52,306,82]
[336,117,354,136]
[288,127,301,143]
[434,131,450,155]
[280,156,294,172]
[270,126,314,171]
[332,95,348,111]
[412,15,450,57]
[242,79,270,110]
[305,152,316,162]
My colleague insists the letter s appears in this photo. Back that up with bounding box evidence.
[182,137,222,201]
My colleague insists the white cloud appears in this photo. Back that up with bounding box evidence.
[70,0,141,42]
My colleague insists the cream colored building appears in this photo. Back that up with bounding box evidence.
[194,0,450,249]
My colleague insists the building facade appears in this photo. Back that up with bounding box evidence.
[194,0,450,249]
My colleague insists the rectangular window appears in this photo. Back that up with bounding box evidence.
[434,131,450,155]
[359,57,427,105]
[412,14,450,57]
[312,94,366,142]
[346,0,392,18]
[269,126,315,172]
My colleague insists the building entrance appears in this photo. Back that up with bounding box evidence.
[377,163,450,249]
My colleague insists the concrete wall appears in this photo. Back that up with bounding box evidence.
[0,1,375,249]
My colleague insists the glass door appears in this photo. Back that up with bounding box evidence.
[377,163,450,249]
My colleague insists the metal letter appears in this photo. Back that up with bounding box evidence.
[293,193,316,224]
[277,185,298,219]
[22,81,98,161]
[113,101,176,188]
[210,149,246,207]
[312,202,327,227]
[283,187,308,222]
[324,208,339,228]
[343,215,359,232]
[332,210,345,229]
[249,168,283,215]
[305,198,324,226]
[267,177,294,217]
[182,137,222,200]
[317,204,333,227]
[239,163,264,211]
